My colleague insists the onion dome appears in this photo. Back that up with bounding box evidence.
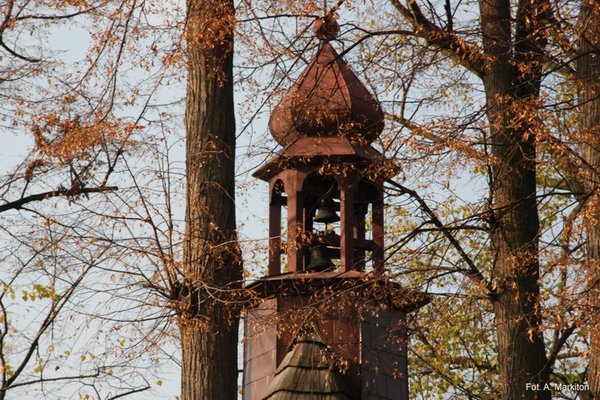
[269,17,384,147]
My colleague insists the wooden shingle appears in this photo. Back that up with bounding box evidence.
[261,326,356,400]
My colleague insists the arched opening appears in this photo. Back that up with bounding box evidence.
[303,174,341,272]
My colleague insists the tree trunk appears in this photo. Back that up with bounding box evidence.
[578,1,600,397]
[479,0,550,398]
[180,0,241,399]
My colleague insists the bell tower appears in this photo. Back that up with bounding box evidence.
[243,15,425,400]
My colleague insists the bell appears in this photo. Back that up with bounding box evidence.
[306,245,333,271]
[313,198,340,224]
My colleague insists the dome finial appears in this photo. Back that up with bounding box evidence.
[268,14,384,147]
[313,14,339,41]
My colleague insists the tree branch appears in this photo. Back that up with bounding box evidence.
[5,264,94,388]
[389,0,486,77]
[0,37,41,63]
[385,112,487,160]
[106,384,151,399]
[545,323,577,378]
[386,179,495,298]
[0,186,118,213]
[1,371,102,391]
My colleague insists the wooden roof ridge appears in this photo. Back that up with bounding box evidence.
[261,324,357,400]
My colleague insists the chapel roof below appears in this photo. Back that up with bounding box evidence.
[261,324,356,400]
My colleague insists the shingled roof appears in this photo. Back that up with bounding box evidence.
[261,325,356,400]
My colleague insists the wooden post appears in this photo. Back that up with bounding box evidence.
[339,174,358,272]
[268,180,282,276]
[372,184,384,274]
[284,171,306,273]
[354,208,366,272]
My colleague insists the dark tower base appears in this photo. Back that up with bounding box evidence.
[243,272,425,400]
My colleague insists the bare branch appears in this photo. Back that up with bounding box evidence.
[386,179,494,298]
[0,186,118,213]
[389,0,486,77]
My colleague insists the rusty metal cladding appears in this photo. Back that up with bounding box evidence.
[269,43,384,147]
